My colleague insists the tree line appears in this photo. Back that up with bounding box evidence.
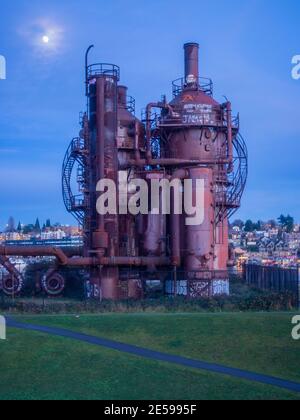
[231,215,295,233]
[5,217,54,234]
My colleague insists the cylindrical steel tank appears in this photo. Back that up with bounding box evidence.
[143,171,166,257]
[184,168,214,296]
[87,66,120,299]
[158,43,236,297]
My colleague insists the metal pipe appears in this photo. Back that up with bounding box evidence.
[67,256,171,267]
[226,101,233,173]
[0,255,24,280]
[0,246,171,268]
[85,45,94,104]
[135,120,141,162]
[131,158,231,167]
[171,209,181,266]
[66,257,98,266]
[0,246,69,266]
[169,169,189,266]
[146,103,156,161]
[99,256,171,266]
[145,102,173,162]
[96,77,106,234]
[184,43,199,80]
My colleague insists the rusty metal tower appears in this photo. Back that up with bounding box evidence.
[0,43,247,299]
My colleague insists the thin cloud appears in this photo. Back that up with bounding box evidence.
[18,17,66,60]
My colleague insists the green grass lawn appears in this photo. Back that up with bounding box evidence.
[0,312,299,400]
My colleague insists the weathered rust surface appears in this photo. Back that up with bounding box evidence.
[1,43,247,299]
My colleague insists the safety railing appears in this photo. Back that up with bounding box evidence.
[126,95,136,115]
[172,77,213,98]
[87,63,120,81]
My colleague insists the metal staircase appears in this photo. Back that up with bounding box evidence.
[62,136,89,225]
[215,133,248,221]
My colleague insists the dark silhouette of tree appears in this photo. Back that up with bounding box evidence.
[23,224,35,235]
[255,220,263,231]
[232,219,244,229]
[35,218,41,232]
[278,214,294,233]
[285,215,294,233]
[244,220,255,232]
[268,219,277,229]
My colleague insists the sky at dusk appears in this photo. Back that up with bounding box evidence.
[0,0,299,229]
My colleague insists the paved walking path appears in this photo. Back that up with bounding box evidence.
[6,317,300,394]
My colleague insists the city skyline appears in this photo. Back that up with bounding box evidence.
[0,0,299,227]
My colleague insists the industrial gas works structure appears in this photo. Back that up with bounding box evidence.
[0,43,248,299]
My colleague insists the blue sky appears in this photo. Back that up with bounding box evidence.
[0,0,299,229]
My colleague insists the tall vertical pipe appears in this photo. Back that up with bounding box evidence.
[184,43,199,80]
[102,75,119,300]
[85,45,94,109]
[171,212,181,266]
[96,78,106,235]
[88,72,119,299]
[170,169,188,267]
[144,172,166,257]
[226,101,233,172]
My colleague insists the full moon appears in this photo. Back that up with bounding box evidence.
[42,35,49,44]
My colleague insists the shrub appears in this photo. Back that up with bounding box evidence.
[0,279,297,315]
